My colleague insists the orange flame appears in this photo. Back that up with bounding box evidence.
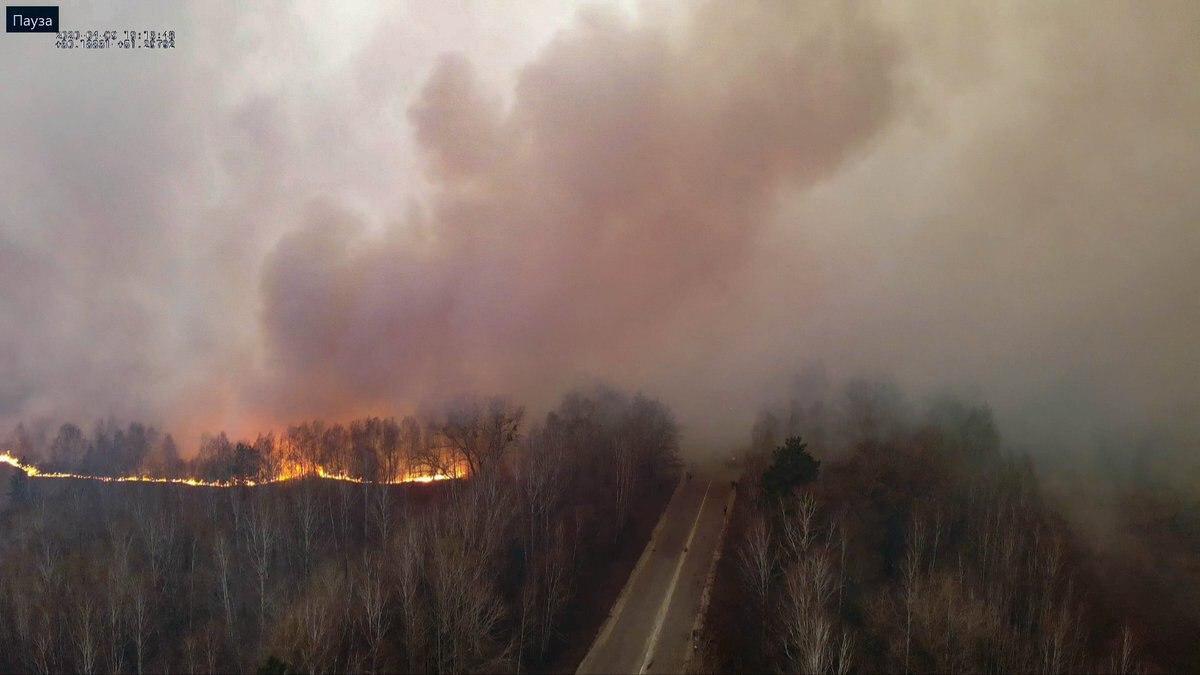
[0,450,465,487]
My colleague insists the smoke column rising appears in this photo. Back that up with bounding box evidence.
[258,2,897,422]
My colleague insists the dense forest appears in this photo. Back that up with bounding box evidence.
[4,378,1196,674]
[701,378,1200,673]
[0,387,679,673]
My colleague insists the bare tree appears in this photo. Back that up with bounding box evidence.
[182,633,198,675]
[213,533,236,649]
[131,581,151,675]
[103,570,128,672]
[515,428,565,561]
[536,524,573,659]
[624,394,680,484]
[368,483,392,546]
[613,438,637,535]
[245,497,278,636]
[72,598,99,675]
[136,502,177,590]
[429,502,511,673]
[835,632,854,675]
[739,511,776,632]
[396,521,429,673]
[780,552,840,674]
[438,397,524,479]
[779,493,818,559]
[1106,625,1141,675]
[32,607,55,675]
[203,625,219,674]
[294,481,321,572]
[335,481,354,556]
[7,584,34,673]
[902,516,926,673]
[285,566,343,675]
[358,554,391,673]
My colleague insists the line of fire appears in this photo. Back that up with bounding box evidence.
[0,413,499,489]
[0,450,465,486]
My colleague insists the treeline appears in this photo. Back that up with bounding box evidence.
[6,408,494,483]
[9,400,577,483]
[702,378,1154,673]
[0,386,679,673]
[190,415,456,483]
[7,419,183,478]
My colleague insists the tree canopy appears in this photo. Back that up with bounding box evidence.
[761,435,820,499]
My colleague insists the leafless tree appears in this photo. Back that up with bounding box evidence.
[368,483,392,546]
[835,632,853,675]
[438,397,524,479]
[245,497,278,636]
[103,544,130,674]
[535,523,573,659]
[429,502,511,673]
[1106,625,1142,675]
[35,534,58,591]
[395,521,429,673]
[294,480,321,572]
[397,415,426,475]
[182,633,198,675]
[624,394,680,485]
[780,493,818,559]
[516,428,564,561]
[136,502,177,589]
[335,480,354,555]
[131,581,151,675]
[228,487,242,537]
[355,558,385,672]
[7,585,33,672]
[203,624,219,674]
[72,598,99,675]
[780,551,842,674]
[32,607,55,675]
[902,516,926,673]
[285,566,343,675]
[613,437,637,534]
[213,533,235,648]
[739,511,776,630]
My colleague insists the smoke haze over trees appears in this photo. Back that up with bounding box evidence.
[700,376,1200,672]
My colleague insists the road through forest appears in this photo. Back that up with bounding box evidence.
[577,464,736,674]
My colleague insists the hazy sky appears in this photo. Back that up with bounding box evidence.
[1,1,1196,457]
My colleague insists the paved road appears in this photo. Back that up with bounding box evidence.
[578,467,735,674]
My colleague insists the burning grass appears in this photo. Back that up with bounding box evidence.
[0,450,465,487]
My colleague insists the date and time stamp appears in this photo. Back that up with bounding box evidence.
[7,5,176,50]
[54,30,176,49]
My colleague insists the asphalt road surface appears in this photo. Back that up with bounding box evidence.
[578,466,735,674]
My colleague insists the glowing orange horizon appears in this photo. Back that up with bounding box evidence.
[0,450,464,487]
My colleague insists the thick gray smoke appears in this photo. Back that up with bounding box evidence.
[258,2,896,422]
[1,2,1197,474]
